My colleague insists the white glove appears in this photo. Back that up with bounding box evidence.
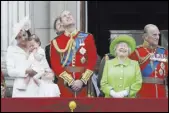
[118,90,129,97]
[110,90,124,98]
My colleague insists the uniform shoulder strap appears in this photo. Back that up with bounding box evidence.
[104,54,109,60]
[136,45,143,48]
[158,46,166,50]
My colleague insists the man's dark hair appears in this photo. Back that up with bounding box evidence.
[53,17,61,30]
[94,55,101,74]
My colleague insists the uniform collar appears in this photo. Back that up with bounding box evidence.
[113,57,130,66]
[64,29,78,37]
[142,40,150,48]
[143,40,158,50]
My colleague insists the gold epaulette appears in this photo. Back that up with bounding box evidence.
[135,46,152,65]
[105,54,109,60]
[52,37,73,53]
[136,45,143,49]
[45,35,60,48]
[45,43,51,47]
[81,69,93,85]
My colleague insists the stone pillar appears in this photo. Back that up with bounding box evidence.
[30,1,50,48]
[49,1,79,41]
[1,1,30,97]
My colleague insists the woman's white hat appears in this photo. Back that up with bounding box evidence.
[10,16,31,45]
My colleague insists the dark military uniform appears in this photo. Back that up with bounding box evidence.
[97,54,115,97]
[45,37,59,84]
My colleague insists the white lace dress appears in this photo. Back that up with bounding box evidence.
[29,47,61,97]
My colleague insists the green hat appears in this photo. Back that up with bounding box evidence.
[109,35,136,56]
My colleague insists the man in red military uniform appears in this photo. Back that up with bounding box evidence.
[129,24,168,98]
[50,10,97,97]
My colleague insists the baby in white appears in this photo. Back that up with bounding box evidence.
[25,34,60,97]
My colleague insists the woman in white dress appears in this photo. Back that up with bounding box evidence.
[6,16,39,97]
[26,34,61,97]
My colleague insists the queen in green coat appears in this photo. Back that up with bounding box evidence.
[100,35,142,98]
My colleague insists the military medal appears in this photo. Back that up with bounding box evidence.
[79,47,86,55]
[160,62,165,70]
[159,68,164,76]
[79,39,85,46]
[150,53,155,61]
[79,40,82,46]
[150,53,167,62]
[72,41,76,50]
[155,54,160,58]
[81,56,86,64]
[81,39,85,46]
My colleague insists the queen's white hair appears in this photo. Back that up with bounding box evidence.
[114,42,132,57]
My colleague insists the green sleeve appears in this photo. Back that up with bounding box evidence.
[100,61,113,97]
[125,61,142,97]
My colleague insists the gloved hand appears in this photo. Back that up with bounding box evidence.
[110,90,124,98]
[118,90,129,97]
[71,80,83,92]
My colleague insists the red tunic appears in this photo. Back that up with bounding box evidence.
[50,31,97,97]
[129,45,168,98]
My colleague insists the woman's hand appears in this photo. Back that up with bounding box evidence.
[26,68,37,77]
[1,85,6,98]
[118,90,129,97]
[110,90,124,98]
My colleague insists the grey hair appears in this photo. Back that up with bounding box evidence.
[144,24,158,33]
[114,42,132,57]
[143,24,159,39]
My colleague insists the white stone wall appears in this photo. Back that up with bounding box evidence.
[1,1,30,76]
[30,1,80,48]
[1,1,80,97]
[30,1,50,48]
[1,1,30,58]
[1,1,80,54]
[1,1,80,70]
[1,1,30,97]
